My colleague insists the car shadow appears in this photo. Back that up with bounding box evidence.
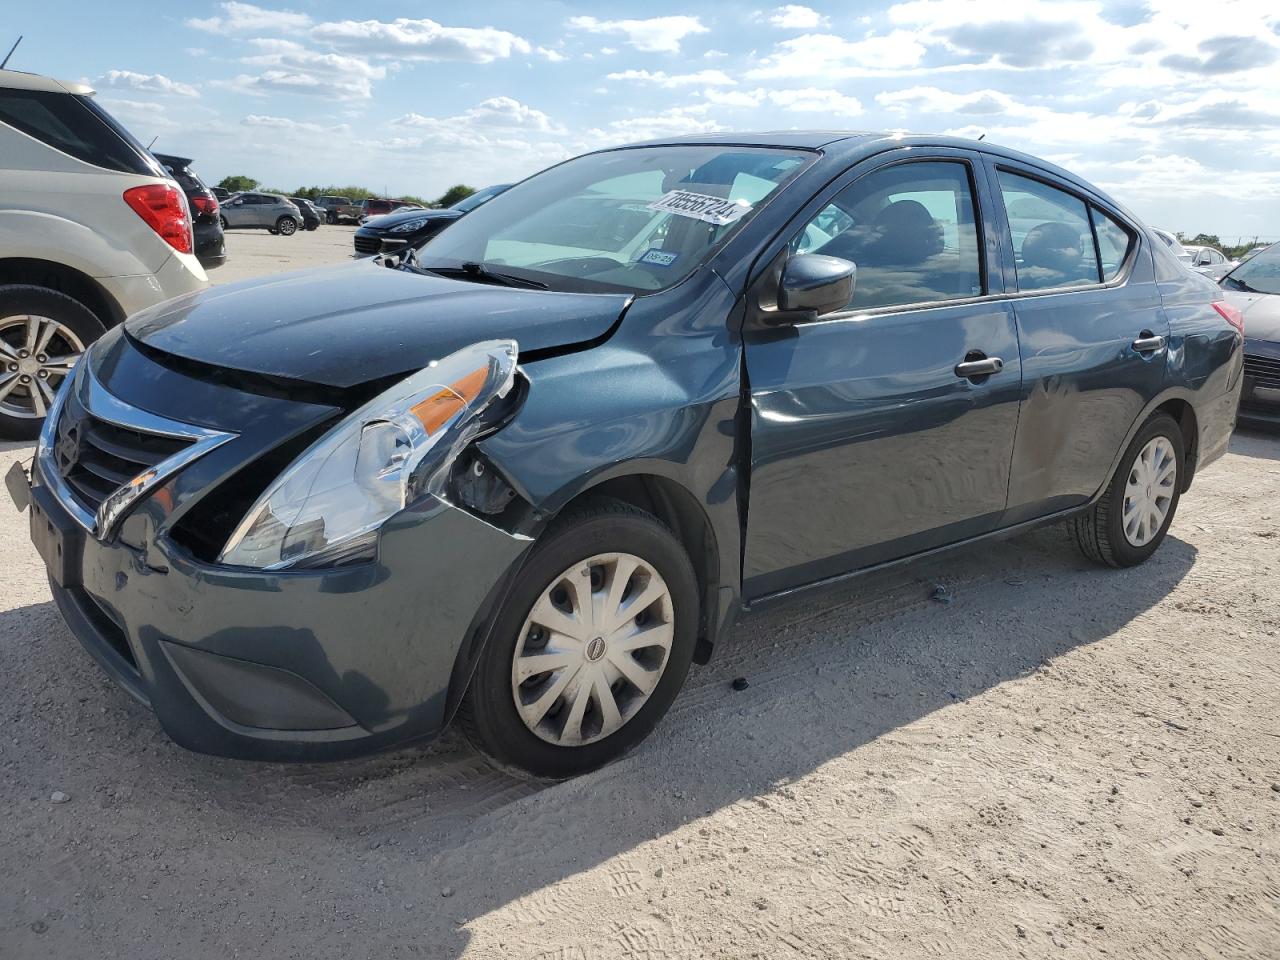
[0,520,1199,957]
[1229,425,1280,460]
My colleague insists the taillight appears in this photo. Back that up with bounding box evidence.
[123,183,193,255]
[1212,300,1245,336]
[191,193,218,216]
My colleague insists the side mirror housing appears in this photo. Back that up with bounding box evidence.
[779,254,856,319]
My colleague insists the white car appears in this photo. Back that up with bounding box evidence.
[0,68,207,438]
[1152,227,1193,265]
[1183,244,1238,281]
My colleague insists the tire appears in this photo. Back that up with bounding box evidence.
[219,215,228,230]
[276,216,297,236]
[458,499,699,780]
[326,212,337,225]
[0,285,106,440]
[1071,412,1185,567]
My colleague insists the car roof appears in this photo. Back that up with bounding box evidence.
[0,68,94,96]
[610,130,1129,212]
[153,153,193,168]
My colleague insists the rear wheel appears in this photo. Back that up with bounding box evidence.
[1071,412,1184,567]
[0,285,102,440]
[326,211,337,225]
[459,499,699,779]
[219,215,228,229]
[276,216,297,236]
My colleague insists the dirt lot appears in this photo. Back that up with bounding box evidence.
[1,232,1277,958]
[210,223,361,285]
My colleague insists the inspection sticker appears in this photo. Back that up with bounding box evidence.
[647,190,752,226]
[640,248,680,267]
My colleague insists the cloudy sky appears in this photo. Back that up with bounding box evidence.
[15,0,1280,237]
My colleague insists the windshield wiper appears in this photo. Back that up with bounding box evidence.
[423,261,549,290]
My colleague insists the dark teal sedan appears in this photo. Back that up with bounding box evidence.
[13,132,1243,778]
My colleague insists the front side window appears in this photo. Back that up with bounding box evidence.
[418,145,813,294]
[998,171,1100,291]
[1091,207,1133,281]
[788,160,984,311]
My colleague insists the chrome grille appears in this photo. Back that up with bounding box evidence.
[1243,353,1280,390]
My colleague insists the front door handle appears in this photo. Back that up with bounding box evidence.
[1132,332,1166,353]
[955,356,1004,379]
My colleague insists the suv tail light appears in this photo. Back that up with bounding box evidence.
[123,184,193,255]
[1212,300,1245,336]
[191,193,219,217]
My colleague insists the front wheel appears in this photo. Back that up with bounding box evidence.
[459,500,699,779]
[0,285,104,440]
[219,215,228,229]
[276,216,297,236]
[1071,412,1185,567]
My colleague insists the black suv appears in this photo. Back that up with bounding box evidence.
[154,153,226,270]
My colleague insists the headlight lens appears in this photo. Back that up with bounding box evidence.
[219,340,518,570]
[388,217,431,234]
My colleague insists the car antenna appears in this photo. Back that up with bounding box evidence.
[146,135,159,150]
[977,132,986,141]
[1,35,23,70]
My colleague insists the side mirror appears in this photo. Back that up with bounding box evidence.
[779,254,856,318]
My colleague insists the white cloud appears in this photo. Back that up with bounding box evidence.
[701,88,766,108]
[395,96,562,134]
[876,85,1016,115]
[536,46,566,62]
[768,5,829,29]
[97,70,200,98]
[566,15,708,54]
[606,69,737,88]
[310,18,532,63]
[769,87,863,116]
[242,114,349,136]
[232,44,386,100]
[187,1,310,34]
[747,31,928,78]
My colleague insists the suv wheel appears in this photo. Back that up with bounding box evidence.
[0,285,104,440]
[458,499,699,780]
[1071,412,1184,567]
[276,216,297,236]
[326,211,337,225]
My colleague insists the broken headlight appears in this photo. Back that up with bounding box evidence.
[218,340,518,570]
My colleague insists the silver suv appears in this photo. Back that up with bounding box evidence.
[0,68,207,439]
[220,193,301,235]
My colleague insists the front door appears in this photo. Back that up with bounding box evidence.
[742,154,1023,600]
[984,162,1169,524]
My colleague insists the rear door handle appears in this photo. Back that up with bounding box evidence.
[955,357,1004,379]
[1132,332,1166,353]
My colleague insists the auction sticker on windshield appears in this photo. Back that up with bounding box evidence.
[648,190,752,226]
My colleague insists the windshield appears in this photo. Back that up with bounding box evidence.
[451,184,507,213]
[415,146,813,294]
[1223,243,1280,294]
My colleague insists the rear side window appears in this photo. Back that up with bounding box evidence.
[789,160,984,311]
[997,171,1099,291]
[1091,207,1133,281]
[0,89,159,176]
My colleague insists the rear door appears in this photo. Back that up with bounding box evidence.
[742,149,1024,599]
[982,159,1168,523]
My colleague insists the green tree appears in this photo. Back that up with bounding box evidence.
[435,184,476,208]
[217,174,259,193]
[1189,233,1221,248]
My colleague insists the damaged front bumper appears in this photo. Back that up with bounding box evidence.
[18,333,533,761]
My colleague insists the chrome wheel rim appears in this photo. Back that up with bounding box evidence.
[280,218,296,235]
[511,552,675,746]
[1123,435,1177,547]
[0,315,84,420]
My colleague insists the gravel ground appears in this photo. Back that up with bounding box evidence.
[0,234,1277,958]
[209,223,362,285]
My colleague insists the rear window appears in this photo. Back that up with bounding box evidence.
[0,89,161,176]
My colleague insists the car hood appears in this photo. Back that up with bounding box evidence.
[1222,288,1280,344]
[125,261,631,389]
[362,208,459,231]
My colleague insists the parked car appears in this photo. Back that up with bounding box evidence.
[14,132,1242,778]
[1240,245,1271,262]
[1184,244,1237,280]
[154,153,226,271]
[210,186,230,202]
[0,68,207,439]
[353,183,510,256]
[359,197,419,222]
[1152,227,1194,265]
[1220,242,1279,427]
[288,197,322,231]
[315,195,360,225]
[220,192,301,235]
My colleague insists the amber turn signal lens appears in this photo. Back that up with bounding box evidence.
[407,365,490,435]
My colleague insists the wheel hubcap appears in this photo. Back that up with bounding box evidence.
[0,315,84,419]
[511,552,675,746]
[1122,435,1177,547]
